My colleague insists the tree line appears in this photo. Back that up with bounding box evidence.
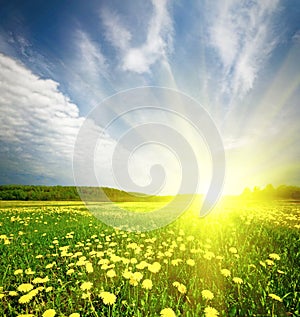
[241,184,300,200]
[0,184,171,202]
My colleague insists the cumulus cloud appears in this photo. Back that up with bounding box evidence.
[0,53,90,184]
[101,0,173,74]
[0,53,178,191]
[206,0,281,97]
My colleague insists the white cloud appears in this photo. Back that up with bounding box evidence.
[0,53,180,190]
[75,30,108,80]
[0,53,86,183]
[100,0,173,74]
[100,8,132,51]
[206,0,281,97]
[61,29,110,114]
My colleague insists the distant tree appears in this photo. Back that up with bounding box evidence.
[262,184,275,199]
[242,187,252,198]
[277,185,289,199]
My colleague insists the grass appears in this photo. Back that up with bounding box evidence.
[0,198,299,316]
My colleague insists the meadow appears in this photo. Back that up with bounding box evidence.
[0,199,299,317]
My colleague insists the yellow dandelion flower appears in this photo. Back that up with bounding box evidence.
[186,259,195,266]
[127,242,138,249]
[81,292,91,299]
[85,262,94,273]
[110,254,121,263]
[133,271,143,282]
[45,286,53,292]
[233,277,243,284]
[202,290,214,300]
[277,270,285,274]
[98,258,109,265]
[78,255,86,262]
[260,261,266,268]
[18,294,33,304]
[142,279,153,290]
[45,263,55,269]
[32,276,49,284]
[229,247,237,254]
[129,277,138,286]
[122,269,132,279]
[67,269,74,275]
[148,262,161,273]
[43,276,50,283]
[204,306,219,317]
[136,261,148,270]
[99,291,116,305]
[177,283,187,294]
[265,259,274,266]
[171,259,182,266]
[173,281,187,294]
[107,269,116,278]
[59,246,69,252]
[9,291,18,296]
[14,269,23,275]
[69,314,80,317]
[27,289,39,297]
[165,251,173,257]
[0,293,5,299]
[187,235,194,241]
[76,258,86,266]
[16,314,35,317]
[101,263,109,270]
[42,309,56,317]
[269,294,283,302]
[25,268,35,275]
[221,269,231,277]
[80,281,93,291]
[269,253,280,260]
[160,307,176,317]
[179,244,186,251]
[17,283,34,293]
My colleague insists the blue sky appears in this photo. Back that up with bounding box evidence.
[0,0,299,194]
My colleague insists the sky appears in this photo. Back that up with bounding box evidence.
[0,0,299,195]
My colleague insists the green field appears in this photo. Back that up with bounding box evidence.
[0,199,299,317]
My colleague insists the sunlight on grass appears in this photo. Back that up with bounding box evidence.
[0,199,299,316]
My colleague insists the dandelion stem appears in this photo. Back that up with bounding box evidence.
[89,297,99,317]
